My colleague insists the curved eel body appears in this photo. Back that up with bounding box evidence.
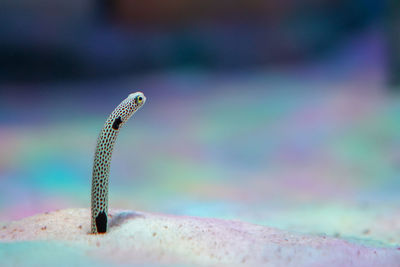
[91,92,146,234]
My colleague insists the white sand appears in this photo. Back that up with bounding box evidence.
[1,208,399,266]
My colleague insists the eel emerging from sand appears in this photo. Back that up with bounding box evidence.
[91,92,146,234]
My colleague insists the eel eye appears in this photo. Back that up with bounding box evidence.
[136,96,143,104]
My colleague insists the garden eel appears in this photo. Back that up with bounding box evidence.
[91,92,146,234]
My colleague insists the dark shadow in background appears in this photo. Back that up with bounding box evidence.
[0,0,391,85]
[387,0,400,88]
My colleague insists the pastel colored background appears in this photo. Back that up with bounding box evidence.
[1,0,400,252]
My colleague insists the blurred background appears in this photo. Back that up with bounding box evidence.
[1,0,400,248]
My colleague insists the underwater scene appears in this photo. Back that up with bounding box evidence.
[0,0,400,266]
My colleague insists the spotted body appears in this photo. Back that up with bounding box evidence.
[91,92,146,234]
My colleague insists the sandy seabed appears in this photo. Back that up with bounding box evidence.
[0,208,399,266]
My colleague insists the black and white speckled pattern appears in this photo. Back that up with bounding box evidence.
[91,92,146,234]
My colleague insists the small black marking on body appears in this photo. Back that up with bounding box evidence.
[96,211,107,233]
[112,117,122,130]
